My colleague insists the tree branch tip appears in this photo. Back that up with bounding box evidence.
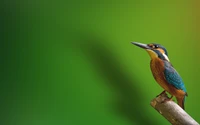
[150,93,199,125]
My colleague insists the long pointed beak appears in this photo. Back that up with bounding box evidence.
[131,42,151,49]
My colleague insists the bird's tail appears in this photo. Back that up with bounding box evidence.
[176,96,185,110]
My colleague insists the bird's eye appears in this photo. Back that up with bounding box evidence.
[154,45,158,48]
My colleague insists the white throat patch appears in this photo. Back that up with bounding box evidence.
[163,53,170,62]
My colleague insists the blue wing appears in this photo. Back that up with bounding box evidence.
[164,61,187,93]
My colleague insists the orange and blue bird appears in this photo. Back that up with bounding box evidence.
[131,42,188,110]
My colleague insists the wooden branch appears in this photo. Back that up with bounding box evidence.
[150,93,199,125]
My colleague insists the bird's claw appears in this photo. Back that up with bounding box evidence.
[163,98,172,102]
[161,96,173,103]
[156,90,166,97]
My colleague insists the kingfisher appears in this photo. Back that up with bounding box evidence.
[131,42,188,110]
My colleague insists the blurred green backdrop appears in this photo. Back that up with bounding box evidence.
[1,0,200,125]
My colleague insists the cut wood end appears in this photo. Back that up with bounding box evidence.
[150,92,169,107]
[150,100,157,108]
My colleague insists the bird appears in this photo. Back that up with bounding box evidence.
[131,42,188,110]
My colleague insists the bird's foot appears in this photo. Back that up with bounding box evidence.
[161,96,173,103]
[156,90,166,97]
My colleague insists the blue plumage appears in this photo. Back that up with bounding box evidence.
[164,61,187,93]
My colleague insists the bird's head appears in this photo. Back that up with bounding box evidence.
[131,42,169,62]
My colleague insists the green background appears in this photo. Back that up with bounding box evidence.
[2,1,199,125]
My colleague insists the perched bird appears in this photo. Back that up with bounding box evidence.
[131,42,188,110]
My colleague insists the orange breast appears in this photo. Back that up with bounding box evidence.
[150,58,168,90]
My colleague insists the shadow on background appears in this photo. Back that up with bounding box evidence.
[77,34,156,124]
